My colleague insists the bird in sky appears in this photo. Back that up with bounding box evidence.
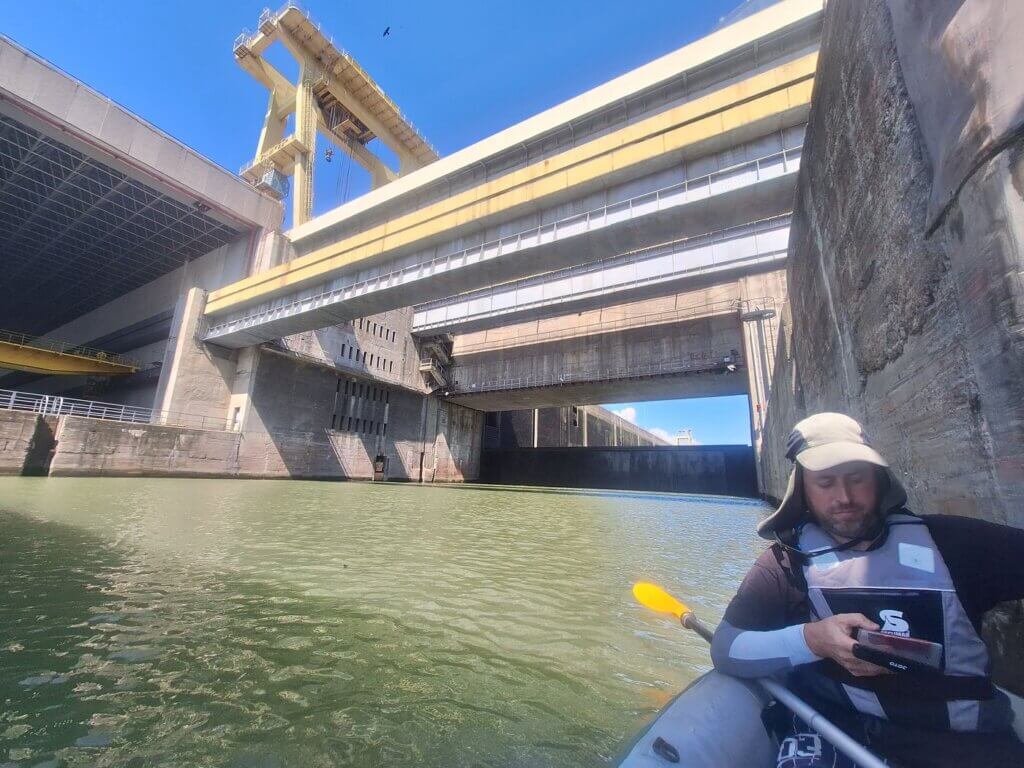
[382,26,391,37]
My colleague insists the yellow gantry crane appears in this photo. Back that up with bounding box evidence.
[0,330,139,376]
[233,4,438,226]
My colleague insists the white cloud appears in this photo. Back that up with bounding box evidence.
[649,427,672,443]
[613,406,637,424]
[647,426,701,445]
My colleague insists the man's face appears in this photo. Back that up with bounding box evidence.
[802,461,880,541]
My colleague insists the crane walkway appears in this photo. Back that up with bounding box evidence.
[0,330,139,376]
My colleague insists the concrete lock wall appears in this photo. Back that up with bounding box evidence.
[49,417,243,478]
[760,0,1024,690]
[480,445,758,496]
[39,373,482,482]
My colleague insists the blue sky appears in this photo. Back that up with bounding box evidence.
[607,396,752,445]
[3,0,753,443]
[2,0,745,218]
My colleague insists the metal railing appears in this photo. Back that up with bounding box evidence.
[448,349,744,395]
[0,389,236,432]
[0,329,138,369]
[413,214,792,324]
[452,296,758,357]
[207,144,801,340]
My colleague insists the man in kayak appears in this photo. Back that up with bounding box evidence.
[710,412,1024,767]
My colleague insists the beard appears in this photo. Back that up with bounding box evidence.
[819,505,881,542]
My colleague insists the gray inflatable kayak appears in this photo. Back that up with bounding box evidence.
[617,671,777,767]
[618,673,1024,767]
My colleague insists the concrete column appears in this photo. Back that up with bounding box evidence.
[227,346,260,433]
[582,406,588,447]
[153,287,237,427]
[532,408,539,448]
[738,272,787,492]
[741,312,772,463]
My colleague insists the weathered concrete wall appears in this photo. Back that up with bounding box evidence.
[480,445,757,496]
[41,390,482,483]
[236,349,482,482]
[50,416,242,478]
[761,0,1024,690]
[0,411,41,475]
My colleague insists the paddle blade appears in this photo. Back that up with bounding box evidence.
[633,582,691,620]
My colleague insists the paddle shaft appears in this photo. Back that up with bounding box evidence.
[678,612,888,768]
[680,613,714,644]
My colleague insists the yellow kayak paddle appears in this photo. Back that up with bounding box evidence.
[632,581,713,642]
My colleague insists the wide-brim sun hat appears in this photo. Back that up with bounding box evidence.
[786,413,889,472]
[757,412,907,539]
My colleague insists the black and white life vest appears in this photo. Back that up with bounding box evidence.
[793,512,1013,733]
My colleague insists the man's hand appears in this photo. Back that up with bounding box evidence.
[803,613,890,677]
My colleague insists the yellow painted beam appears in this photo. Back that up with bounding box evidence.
[238,57,297,114]
[321,76,423,171]
[0,342,139,376]
[207,53,817,317]
[274,23,425,171]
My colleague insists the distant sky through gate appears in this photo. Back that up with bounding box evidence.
[607,396,753,445]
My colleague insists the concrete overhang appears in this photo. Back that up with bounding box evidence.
[441,372,749,411]
[285,0,823,247]
[0,35,285,335]
[205,55,815,319]
[0,35,282,233]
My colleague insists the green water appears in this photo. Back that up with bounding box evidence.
[0,478,768,767]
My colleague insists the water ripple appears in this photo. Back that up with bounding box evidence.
[0,478,769,766]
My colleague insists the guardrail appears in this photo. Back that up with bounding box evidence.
[0,329,138,369]
[0,389,236,432]
[412,214,792,332]
[447,349,744,395]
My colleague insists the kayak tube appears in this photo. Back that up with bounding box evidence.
[617,671,776,767]
[616,674,1024,767]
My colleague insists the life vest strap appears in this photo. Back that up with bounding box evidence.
[822,662,994,701]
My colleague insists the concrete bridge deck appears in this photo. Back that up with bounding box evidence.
[202,29,818,347]
[204,134,804,347]
[412,214,791,336]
